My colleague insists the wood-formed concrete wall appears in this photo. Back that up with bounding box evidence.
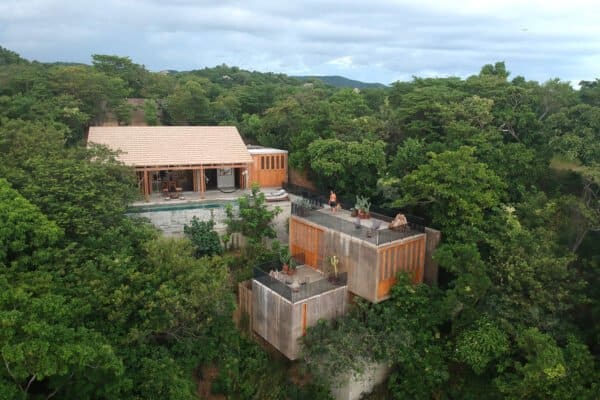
[238,280,253,331]
[289,217,426,303]
[250,153,288,188]
[424,227,441,285]
[252,280,347,360]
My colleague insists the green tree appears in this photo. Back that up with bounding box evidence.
[165,78,213,125]
[0,46,27,65]
[223,184,281,257]
[391,146,506,239]
[303,275,447,400]
[0,178,62,270]
[113,101,134,125]
[47,65,129,129]
[143,99,160,126]
[479,61,510,79]
[495,329,598,400]
[184,217,223,257]
[92,54,149,97]
[307,138,386,198]
[0,179,125,398]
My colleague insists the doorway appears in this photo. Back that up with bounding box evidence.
[205,169,217,190]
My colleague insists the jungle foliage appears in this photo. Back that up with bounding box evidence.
[0,47,598,399]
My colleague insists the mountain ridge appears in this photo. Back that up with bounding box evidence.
[293,75,387,89]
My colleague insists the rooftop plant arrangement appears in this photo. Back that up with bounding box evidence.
[292,198,313,216]
[279,246,298,274]
[355,195,371,219]
[327,255,340,278]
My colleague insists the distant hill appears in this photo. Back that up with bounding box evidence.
[293,75,387,89]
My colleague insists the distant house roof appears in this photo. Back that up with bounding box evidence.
[88,126,253,167]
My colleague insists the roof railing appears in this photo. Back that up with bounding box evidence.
[253,258,347,303]
[290,202,424,245]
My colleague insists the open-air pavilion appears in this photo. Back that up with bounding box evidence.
[88,126,287,201]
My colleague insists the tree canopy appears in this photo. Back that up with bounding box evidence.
[0,47,598,399]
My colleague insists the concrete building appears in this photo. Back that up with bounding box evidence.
[240,198,441,399]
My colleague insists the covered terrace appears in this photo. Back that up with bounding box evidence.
[88,126,254,201]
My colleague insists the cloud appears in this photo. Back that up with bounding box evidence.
[0,0,599,83]
[327,56,354,68]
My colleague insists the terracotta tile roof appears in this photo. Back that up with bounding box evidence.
[87,126,253,167]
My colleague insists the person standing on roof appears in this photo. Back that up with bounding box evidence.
[329,190,337,213]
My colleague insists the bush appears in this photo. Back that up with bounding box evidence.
[184,217,223,257]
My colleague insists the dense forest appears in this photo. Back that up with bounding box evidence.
[0,45,598,399]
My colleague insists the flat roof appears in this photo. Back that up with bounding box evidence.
[88,126,253,167]
[247,145,288,155]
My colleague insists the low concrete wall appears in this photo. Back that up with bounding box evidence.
[331,362,390,400]
[129,205,232,236]
[129,201,290,241]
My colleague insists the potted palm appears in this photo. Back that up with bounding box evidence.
[279,247,297,275]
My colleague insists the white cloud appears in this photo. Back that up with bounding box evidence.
[327,56,354,68]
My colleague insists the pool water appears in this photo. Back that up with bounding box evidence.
[127,200,236,213]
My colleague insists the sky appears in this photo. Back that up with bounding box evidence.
[1,0,599,85]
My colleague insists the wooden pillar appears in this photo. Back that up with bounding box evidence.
[241,164,247,189]
[137,171,144,196]
[200,167,205,199]
[192,169,199,192]
[143,169,150,201]
[284,153,288,186]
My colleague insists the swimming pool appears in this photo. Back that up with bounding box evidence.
[127,200,236,214]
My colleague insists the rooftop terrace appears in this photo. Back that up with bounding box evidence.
[291,202,424,246]
[253,259,347,303]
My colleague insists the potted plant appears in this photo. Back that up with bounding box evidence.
[327,255,340,283]
[355,196,371,219]
[293,198,312,217]
[279,247,297,275]
[350,207,358,217]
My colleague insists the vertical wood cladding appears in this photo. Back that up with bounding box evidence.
[290,216,426,303]
[376,235,425,301]
[250,153,288,187]
[290,217,323,268]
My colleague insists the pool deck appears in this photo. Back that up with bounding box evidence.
[131,187,285,207]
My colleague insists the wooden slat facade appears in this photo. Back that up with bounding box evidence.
[376,235,426,301]
[290,216,323,268]
[289,216,426,303]
[249,153,288,188]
